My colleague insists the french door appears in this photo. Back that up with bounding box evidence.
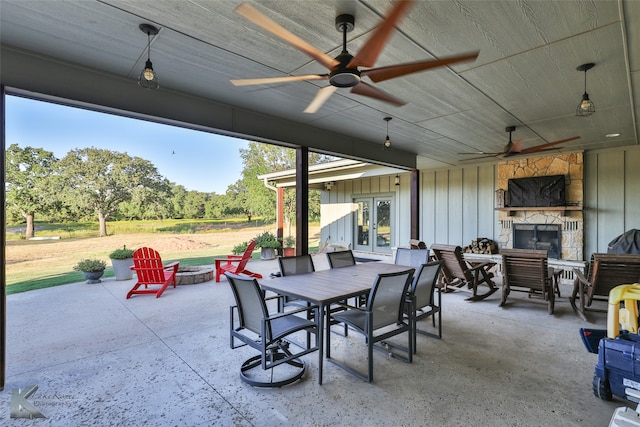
[353,196,394,253]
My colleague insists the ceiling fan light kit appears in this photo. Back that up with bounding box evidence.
[576,63,595,117]
[138,23,160,90]
[231,1,478,113]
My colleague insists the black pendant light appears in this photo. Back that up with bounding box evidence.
[576,63,595,117]
[383,117,392,149]
[139,23,160,90]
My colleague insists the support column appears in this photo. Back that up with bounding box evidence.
[1,86,6,390]
[296,147,309,255]
[276,186,284,256]
[410,169,419,240]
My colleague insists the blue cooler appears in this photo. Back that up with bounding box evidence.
[593,333,640,401]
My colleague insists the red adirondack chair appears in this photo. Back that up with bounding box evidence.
[126,247,179,299]
[214,240,263,282]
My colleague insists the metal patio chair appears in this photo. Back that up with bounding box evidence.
[407,261,444,351]
[326,250,356,269]
[395,247,430,268]
[226,273,319,387]
[327,268,415,382]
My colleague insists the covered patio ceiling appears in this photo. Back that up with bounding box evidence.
[1,0,639,170]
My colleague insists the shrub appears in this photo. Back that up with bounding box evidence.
[232,241,249,255]
[254,231,281,249]
[73,259,107,272]
[283,236,295,248]
[109,245,135,259]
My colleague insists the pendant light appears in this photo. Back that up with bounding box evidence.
[575,63,595,117]
[139,23,160,90]
[383,117,392,149]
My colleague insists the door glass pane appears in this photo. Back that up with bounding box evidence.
[356,201,370,246]
[375,199,391,247]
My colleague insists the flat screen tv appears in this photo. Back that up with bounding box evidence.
[507,175,565,207]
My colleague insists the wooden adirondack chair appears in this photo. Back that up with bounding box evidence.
[214,239,263,282]
[500,249,554,314]
[431,244,497,301]
[570,253,640,321]
[126,247,179,299]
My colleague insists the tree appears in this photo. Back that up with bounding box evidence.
[118,180,173,220]
[5,144,60,239]
[58,147,169,236]
[237,142,333,223]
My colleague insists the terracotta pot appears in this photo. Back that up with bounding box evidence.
[283,247,295,257]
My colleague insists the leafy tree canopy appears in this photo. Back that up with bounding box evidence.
[58,147,169,236]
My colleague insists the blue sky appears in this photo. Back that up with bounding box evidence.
[5,95,248,194]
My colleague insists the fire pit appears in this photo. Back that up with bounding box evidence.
[175,266,214,285]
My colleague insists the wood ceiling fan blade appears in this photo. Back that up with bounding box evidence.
[350,81,406,106]
[235,3,339,70]
[461,152,502,161]
[361,52,480,83]
[518,136,580,154]
[508,140,523,154]
[304,86,338,113]
[347,0,415,69]
[231,74,328,86]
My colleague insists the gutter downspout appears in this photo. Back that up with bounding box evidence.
[263,178,284,254]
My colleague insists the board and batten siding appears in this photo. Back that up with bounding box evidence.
[420,165,498,248]
[584,145,640,257]
[320,174,406,250]
[319,146,639,260]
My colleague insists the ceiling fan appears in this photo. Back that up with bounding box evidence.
[231,1,479,113]
[461,126,581,160]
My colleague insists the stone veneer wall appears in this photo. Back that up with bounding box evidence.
[496,152,583,260]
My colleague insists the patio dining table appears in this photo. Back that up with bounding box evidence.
[260,262,413,384]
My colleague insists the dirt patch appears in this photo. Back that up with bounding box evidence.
[144,237,211,252]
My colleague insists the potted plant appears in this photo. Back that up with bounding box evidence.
[282,236,296,257]
[254,231,280,260]
[109,245,135,281]
[73,258,107,284]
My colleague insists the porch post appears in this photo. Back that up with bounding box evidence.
[1,86,6,390]
[276,186,284,256]
[296,147,309,255]
[410,169,419,240]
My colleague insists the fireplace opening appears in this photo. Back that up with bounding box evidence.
[513,224,562,259]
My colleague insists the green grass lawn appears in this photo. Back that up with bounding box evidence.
[5,218,321,295]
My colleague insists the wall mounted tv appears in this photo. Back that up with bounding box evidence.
[507,175,566,207]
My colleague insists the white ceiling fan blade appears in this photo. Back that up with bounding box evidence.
[304,86,337,114]
[231,74,327,86]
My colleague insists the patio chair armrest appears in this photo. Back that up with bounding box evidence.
[268,305,319,321]
[573,268,591,287]
[163,261,180,272]
[332,300,362,311]
[466,261,493,272]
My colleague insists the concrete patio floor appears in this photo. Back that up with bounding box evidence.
[0,255,631,426]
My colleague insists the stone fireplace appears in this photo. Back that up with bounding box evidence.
[497,153,583,261]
